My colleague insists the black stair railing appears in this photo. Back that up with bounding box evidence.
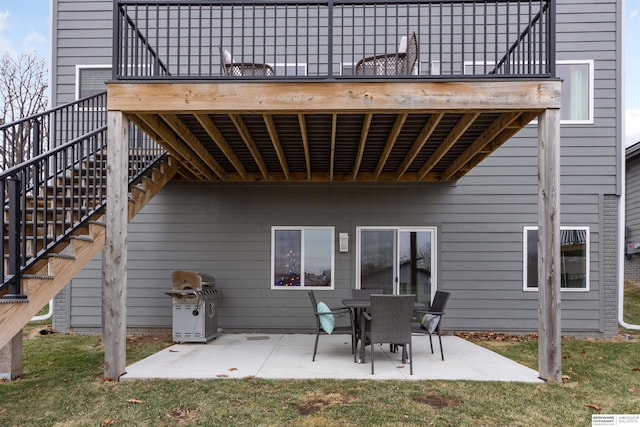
[1,92,166,298]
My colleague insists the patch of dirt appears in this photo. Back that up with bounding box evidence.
[454,331,639,342]
[584,333,638,342]
[454,331,538,342]
[165,405,200,424]
[126,333,172,345]
[296,391,352,416]
[24,327,54,339]
[624,280,640,290]
[412,393,463,409]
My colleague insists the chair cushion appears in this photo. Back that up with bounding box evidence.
[317,302,335,334]
[397,35,408,53]
[222,49,233,65]
[420,313,439,333]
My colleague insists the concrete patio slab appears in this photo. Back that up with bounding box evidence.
[121,333,543,382]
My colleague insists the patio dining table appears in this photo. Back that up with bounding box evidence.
[342,298,425,363]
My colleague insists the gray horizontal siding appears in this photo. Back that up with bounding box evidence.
[68,181,607,333]
[53,0,620,334]
[627,156,640,240]
[626,154,640,281]
[52,0,113,105]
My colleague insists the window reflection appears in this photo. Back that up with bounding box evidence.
[273,227,334,288]
[524,227,589,290]
[304,229,332,287]
[274,230,301,287]
[557,63,590,122]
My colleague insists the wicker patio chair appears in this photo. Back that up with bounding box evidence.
[308,291,355,361]
[351,288,384,299]
[363,294,415,375]
[355,31,418,76]
[411,290,450,361]
[349,288,383,358]
[220,47,274,76]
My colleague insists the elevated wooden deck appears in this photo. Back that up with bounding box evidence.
[108,79,561,183]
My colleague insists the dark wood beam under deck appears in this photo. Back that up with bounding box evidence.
[107,80,561,183]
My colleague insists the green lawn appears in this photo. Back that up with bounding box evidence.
[2,289,640,427]
[624,280,640,325]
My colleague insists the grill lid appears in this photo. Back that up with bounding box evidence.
[171,270,216,290]
[164,288,219,298]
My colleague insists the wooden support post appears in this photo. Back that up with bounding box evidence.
[537,108,562,383]
[0,331,22,381]
[103,111,128,381]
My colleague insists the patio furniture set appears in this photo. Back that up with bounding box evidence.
[220,31,443,374]
[221,32,419,77]
[309,289,450,375]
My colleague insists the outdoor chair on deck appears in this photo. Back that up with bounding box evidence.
[355,31,418,76]
[351,288,384,299]
[220,47,274,76]
[363,294,415,375]
[411,290,450,361]
[308,291,355,361]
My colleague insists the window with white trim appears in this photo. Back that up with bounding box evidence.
[556,60,594,123]
[76,65,111,99]
[271,227,335,289]
[523,226,589,291]
[464,59,594,124]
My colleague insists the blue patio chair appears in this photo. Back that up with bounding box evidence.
[308,291,355,361]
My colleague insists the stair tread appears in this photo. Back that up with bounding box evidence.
[2,155,170,308]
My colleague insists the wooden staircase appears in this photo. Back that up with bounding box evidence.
[0,154,178,349]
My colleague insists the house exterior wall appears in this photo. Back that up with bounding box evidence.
[51,0,622,336]
[625,144,640,282]
[51,0,113,105]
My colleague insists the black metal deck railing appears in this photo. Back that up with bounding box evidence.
[114,0,554,80]
[1,92,166,296]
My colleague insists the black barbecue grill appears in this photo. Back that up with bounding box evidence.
[164,270,222,343]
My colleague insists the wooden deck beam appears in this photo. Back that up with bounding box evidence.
[298,114,312,180]
[107,81,561,113]
[352,113,373,181]
[375,113,407,180]
[442,112,522,181]
[229,114,269,180]
[419,113,479,181]
[263,114,290,180]
[194,113,248,180]
[396,113,443,180]
[330,114,337,181]
[133,114,216,181]
[109,80,560,184]
[161,114,227,180]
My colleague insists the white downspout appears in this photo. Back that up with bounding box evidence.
[618,0,640,330]
[619,161,639,330]
[31,299,54,322]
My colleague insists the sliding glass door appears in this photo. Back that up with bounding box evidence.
[357,227,436,306]
[358,229,396,295]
